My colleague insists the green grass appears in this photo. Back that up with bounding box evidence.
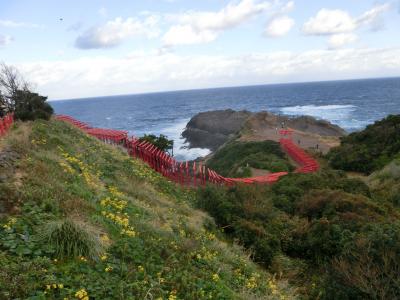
[0,119,295,299]
[206,140,294,178]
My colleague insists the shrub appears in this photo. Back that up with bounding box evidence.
[14,90,53,121]
[329,222,400,299]
[328,114,400,174]
[40,219,101,259]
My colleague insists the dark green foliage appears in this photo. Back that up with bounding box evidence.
[139,134,173,153]
[196,185,282,266]
[195,164,399,299]
[271,171,370,214]
[14,90,53,121]
[207,141,294,177]
[328,114,400,174]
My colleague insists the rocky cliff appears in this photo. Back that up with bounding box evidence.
[182,109,252,151]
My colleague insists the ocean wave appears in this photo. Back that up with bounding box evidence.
[280,104,363,130]
[157,118,211,161]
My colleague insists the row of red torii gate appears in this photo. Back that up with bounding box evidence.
[55,115,319,187]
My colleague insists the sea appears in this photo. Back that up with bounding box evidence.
[50,77,400,161]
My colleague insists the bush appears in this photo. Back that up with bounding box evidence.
[328,114,400,174]
[14,90,53,121]
[327,222,400,299]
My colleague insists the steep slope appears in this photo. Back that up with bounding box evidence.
[0,119,294,299]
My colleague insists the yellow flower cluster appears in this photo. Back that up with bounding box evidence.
[79,256,87,262]
[138,265,144,272]
[245,275,258,289]
[46,283,64,290]
[100,197,127,211]
[212,273,220,282]
[31,138,47,145]
[100,254,107,261]
[59,161,75,174]
[2,217,17,230]
[2,217,16,230]
[75,289,89,300]
[108,186,124,198]
[100,186,138,238]
[121,228,136,237]
[59,148,100,189]
[168,289,178,300]
[101,211,129,227]
[105,266,113,272]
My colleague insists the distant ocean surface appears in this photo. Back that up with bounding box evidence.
[51,77,400,161]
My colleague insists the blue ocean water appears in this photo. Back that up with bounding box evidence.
[50,77,400,161]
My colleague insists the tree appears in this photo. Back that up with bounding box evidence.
[139,134,173,154]
[13,90,53,121]
[0,62,28,113]
[0,62,53,120]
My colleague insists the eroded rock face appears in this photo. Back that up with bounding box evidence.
[182,109,252,151]
[182,109,346,151]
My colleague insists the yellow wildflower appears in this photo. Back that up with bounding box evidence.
[168,289,177,300]
[105,266,113,272]
[100,255,107,261]
[212,273,220,282]
[75,288,88,299]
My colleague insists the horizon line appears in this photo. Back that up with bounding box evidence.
[48,75,400,102]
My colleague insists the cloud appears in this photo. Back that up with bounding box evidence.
[163,25,217,45]
[328,33,358,49]
[163,0,271,46]
[0,34,13,46]
[356,3,390,31]
[75,16,160,49]
[303,3,390,36]
[19,47,400,99]
[265,15,294,37]
[303,9,356,35]
[0,19,42,28]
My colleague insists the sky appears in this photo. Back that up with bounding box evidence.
[0,0,399,100]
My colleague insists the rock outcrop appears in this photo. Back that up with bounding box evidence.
[182,109,252,151]
[183,109,346,151]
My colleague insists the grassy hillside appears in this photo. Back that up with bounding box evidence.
[328,114,400,174]
[0,120,294,299]
[206,141,294,178]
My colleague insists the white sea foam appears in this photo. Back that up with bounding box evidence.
[280,104,365,130]
[157,119,211,162]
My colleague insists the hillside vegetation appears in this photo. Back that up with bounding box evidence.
[328,114,400,174]
[206,141,294,178]
[0,120,294,299]
[195,116,400,299]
